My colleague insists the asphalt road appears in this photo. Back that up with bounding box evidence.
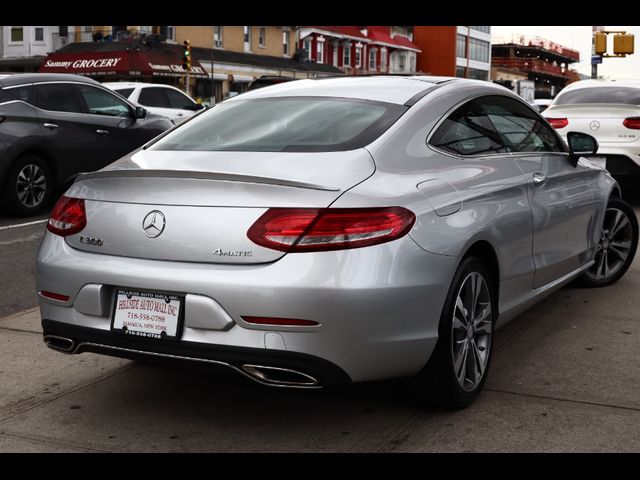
[0,213,49,318]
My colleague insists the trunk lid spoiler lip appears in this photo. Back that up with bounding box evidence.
[74,169,341,192]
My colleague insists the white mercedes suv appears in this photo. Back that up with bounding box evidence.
[103,82,204,124]
[543,79,640,188]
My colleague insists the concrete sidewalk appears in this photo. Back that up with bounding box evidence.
[1,273,639,452]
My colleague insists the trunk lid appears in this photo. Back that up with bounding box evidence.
[64,149,374,264]
[545,104,640,144]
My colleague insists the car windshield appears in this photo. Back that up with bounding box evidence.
[150,97,407,152]
[554,86,640,105]
[113,88,134,99]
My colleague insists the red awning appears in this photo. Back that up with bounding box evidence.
[39,48,207,78]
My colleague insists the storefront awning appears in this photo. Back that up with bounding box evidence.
[39,46,208,78]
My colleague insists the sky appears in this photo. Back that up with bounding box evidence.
[491,26,640,79]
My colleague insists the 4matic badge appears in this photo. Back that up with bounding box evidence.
[212,248,253,257]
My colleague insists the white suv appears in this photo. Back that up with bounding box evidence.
[102,82,204,124]
[543,79,640,188]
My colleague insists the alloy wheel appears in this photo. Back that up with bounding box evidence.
[16,163,47,208]
[451,272,492,392]
[589,206,634,281]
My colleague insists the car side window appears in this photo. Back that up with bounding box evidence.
[76,85,130,118]
[138,87,170,108]
[35,83,84,113]
[482,95,567,153]
[7,85,37,105]
[113,88,134,99]
[165,89,195,110]
[429,98,507,156]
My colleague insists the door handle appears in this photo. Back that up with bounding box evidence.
[96,129,110,135]
[43,123,59,129]
[532,172,547,186]
[176,113,184,116]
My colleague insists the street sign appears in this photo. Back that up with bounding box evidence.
[592,55,603,64]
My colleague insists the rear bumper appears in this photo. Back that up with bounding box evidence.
[42,319,351,387]
[36,232,458,383]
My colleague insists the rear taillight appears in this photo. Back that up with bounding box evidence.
[623,117,640,130]
[547,118,568,129]
[247,207,416,252]
[47,196,86,237]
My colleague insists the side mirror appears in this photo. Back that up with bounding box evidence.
[567,131,598,167]
[134,106,147,119]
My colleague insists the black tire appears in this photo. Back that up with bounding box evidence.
[576,198,638,288]
[2,154,53,216]
[413,257,496,410]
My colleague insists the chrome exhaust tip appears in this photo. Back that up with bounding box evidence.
[241,364,319,387]
[44,335,76,353]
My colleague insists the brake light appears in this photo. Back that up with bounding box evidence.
[547,118,568,129]
[242,316,319,326]
[47,196,86,237]
[247,207,416,252]
[623,117,640,130]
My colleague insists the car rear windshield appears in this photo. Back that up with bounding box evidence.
[555,87,640,105]
[150,97,408,152]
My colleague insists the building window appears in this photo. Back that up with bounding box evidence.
[11,26,24,42]
[343,44,351,67]
[283,30,290,56]
[35,27,44,42]
[258,27,266,48]
[303,38,312,60]
[166,26,175,42]
[467,67,489,80]
[317,41,324,64]
[456,66,465,78]
[214,26,223,48]
[84,26,93,33]
[243,26,251,52]
[398,53,406,72]
[469,26,491,34]
[456,34,466,58]
[409,53,416,73]
[369,49,376,70]
[380,49,387,71]
[355,46,362,68]
[469,38,490,63]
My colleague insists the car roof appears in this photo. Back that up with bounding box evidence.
[561,79,640,92]
[0,73,100,88]
[233,75,467,105]
[102,82,178,89]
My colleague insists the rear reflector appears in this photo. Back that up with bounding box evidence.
[247,207,415,252]
[623,117,640,130]
[547,118,568,129]
[242,316,319,326]
[40,291,70,301]
[47,196,86,237]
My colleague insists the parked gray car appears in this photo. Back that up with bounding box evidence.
[36,76,638,409]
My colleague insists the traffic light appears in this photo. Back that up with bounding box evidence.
[613,33,634,55]
[182,40,192,72]
[594,32,607,55]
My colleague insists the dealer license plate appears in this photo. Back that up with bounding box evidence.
[112,289,182,340]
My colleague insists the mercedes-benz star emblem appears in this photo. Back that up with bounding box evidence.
[589,120,600,131]
[142,210,166,238]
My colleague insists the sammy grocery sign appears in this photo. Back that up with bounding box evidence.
[44,57,123,70]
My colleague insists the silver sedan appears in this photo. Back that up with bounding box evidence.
[36,76,638,409]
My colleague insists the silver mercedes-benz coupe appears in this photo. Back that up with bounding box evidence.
[36,76,638,409]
